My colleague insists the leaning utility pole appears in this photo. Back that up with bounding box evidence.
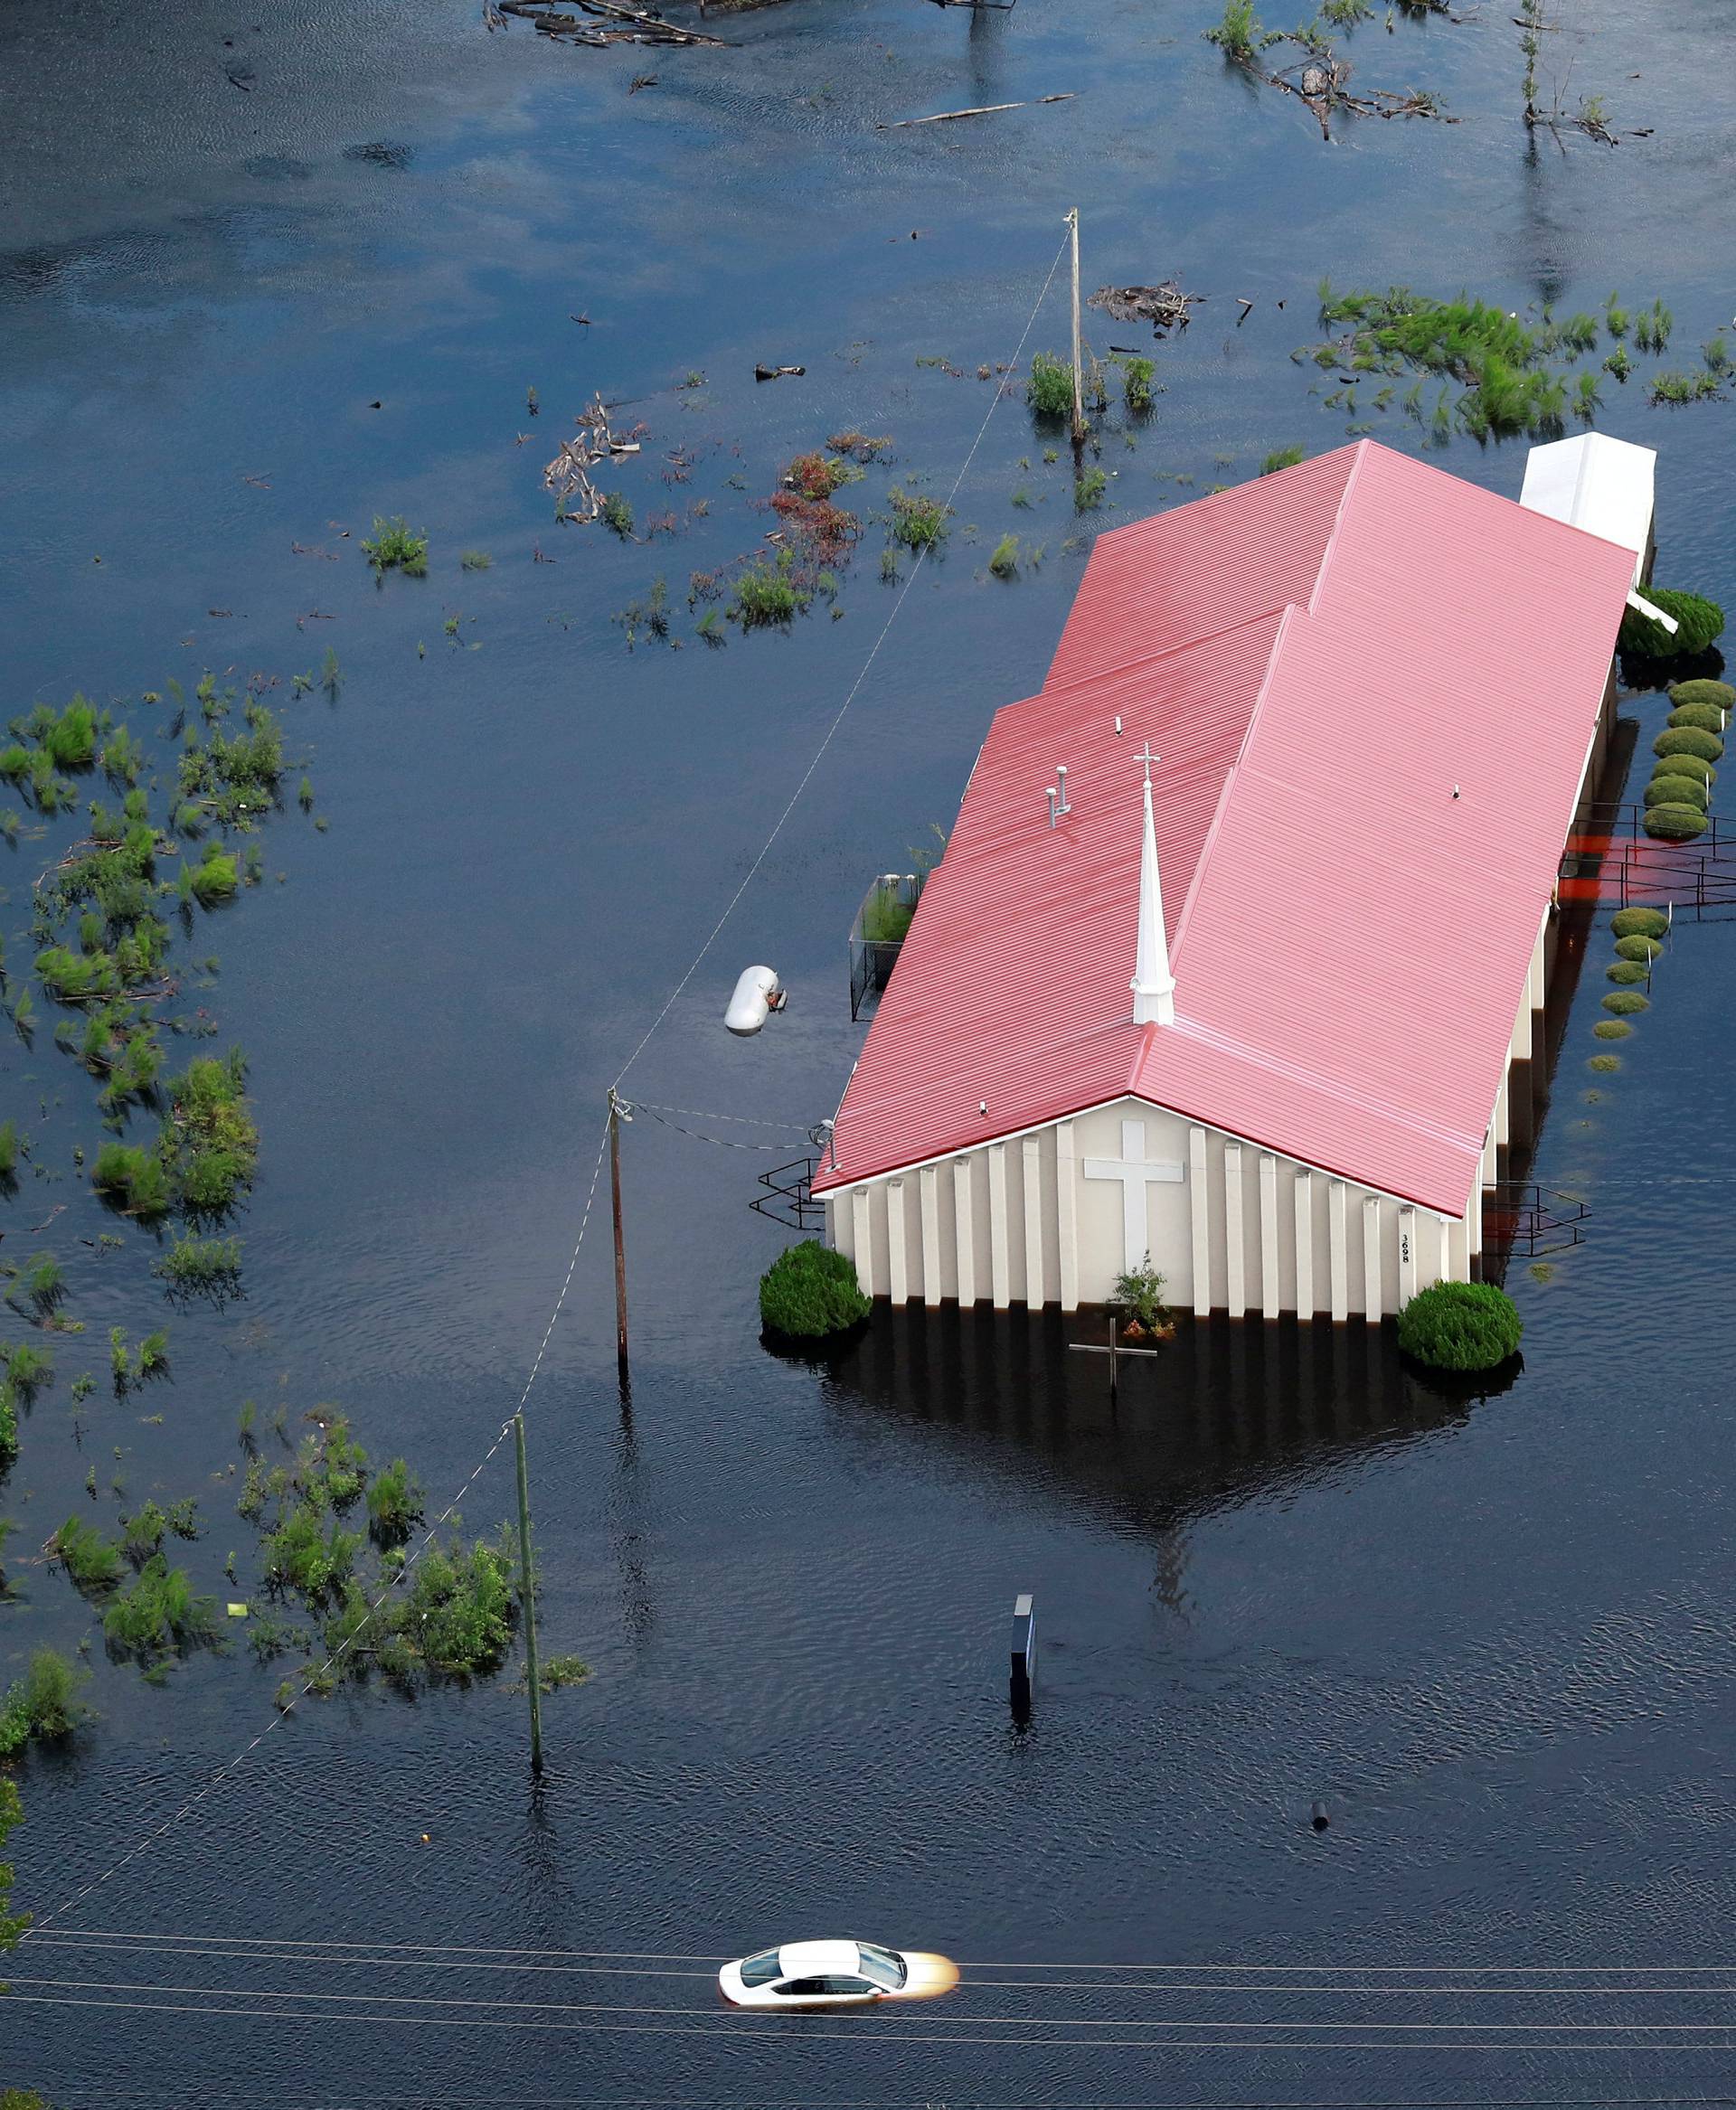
[609,1088,629,1379]
[1066,206,1086,441]
[513,1411,544,1776]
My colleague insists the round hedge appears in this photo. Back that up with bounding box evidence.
[1667,702,1728,735]
[1593,1019,1633,1040]
[1647,771,1710,810]
[1607,959,1649,984]
[1654,726,1724,764]
[1397,1280,1523,1373]
[1622,588,1727,659]
[759,1239,872,1339]
[1668,679,1735,713]
[1589,1052,1621,1072]
[1645,802,1709,841]
[1614,934,1663,962]
[1649,751,1715,786]
[1601,990,1649,1015]
[1611,906,1670,939]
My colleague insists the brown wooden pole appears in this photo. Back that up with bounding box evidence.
[609,1091,629,1378]
[1067,208,1086,442]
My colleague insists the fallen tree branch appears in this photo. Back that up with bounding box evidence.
[881,93,1074,129]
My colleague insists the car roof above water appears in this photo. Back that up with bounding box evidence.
[777,1940,864,1978]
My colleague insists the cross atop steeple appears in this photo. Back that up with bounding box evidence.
[1130,752,1175,1028]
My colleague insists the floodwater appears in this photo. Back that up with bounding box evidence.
[5,0,1736,2104]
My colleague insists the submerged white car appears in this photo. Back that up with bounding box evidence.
[719,1939,960,2010]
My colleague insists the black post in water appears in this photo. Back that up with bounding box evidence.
[513,1412,544,1776]
[609,1090,629,1380]
[1010,1591,1036,1720]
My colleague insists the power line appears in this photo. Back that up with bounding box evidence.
[22,1975,1736,2037]
[606,228,1071,1098]
[27,1120,612,1940]
[23,225,1074,1947]
[16,1989,1736,2052]
[27,1936,1736,2000]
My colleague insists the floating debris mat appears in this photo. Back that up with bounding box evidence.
[488,0,726,47]
[1090,282,1203,334]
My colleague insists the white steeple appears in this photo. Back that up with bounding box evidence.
[1130,745,1175,1027]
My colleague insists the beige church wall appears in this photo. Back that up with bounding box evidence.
[826,1095,1470,1321]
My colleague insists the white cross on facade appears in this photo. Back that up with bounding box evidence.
[1082,1118,1184,1272]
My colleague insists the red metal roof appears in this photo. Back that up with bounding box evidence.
[816,441,1637,1216]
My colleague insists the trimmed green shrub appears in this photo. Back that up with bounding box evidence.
[1593,1019,1633,1040]
[1648,750,1715,787]
[1667,679,1735,713]
[1589,1052,1621,1072]
[1614,934,1663,962]
[760,1240,871,1340]
[1621,588,1726,658]
[1396,1280,1522,1372]
[1644,803,1708,841]
[1646,772,1709,811]
[1667,702,1728,735]
[1654,726,1723,764]
[1607,959,1650,984]
[1601,991,1648,1015]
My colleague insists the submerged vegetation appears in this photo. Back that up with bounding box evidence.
[362,515,429,577]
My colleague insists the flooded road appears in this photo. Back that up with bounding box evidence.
[5,1,1736,2104]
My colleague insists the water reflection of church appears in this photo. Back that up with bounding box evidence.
[816,437,1661,1320]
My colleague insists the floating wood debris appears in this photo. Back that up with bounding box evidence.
[881,94,1075,129]
[544,393,639,523]
[1090,282,1203,335]
[754,363,806,382]
[495,0,725,47]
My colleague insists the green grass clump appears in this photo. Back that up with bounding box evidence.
[1026,352,1077,419]
[1260,446,1306,475]
[1123,356,1156,412]
[888,492,951,551]
[1648,370,1722,407]
[760,1239,871,1340]
[362,515,429,576]
[0,1646,90,1755]
[1667,679,1734,714]
[52,1515,124,1593]
[103,1554,217,1657]
[988,533,1020,579]
[366,1457,422,1546]
[92,1141,172,1220]
[181,848,239,907]
[600,491,635,538]
[1589,1052,1621,1072]
[1074,468,1109,510]
[1624,589,1726,660]
[34,697,99,771]
[392,1531,517,1676]
[1607,959,1650,984]
[728,549,809,628]
[1644,803,1708,842]
[1205,0,1269,59]
[459,550,493,570]
[0,1121,16,1178]
[861,886,916,943]
[1602,991,1649,1015]
[263,1502,363,1599]
[1396,1280,1522,1372]
[1667,702,1728,736]
[4,1342,53,1399]
[21,1251,63,1309]
[153,1235,243,1296]
[1654,726,1724,765]
[34,945,118,1002]
[162,1049,259,1217]
[1593,1018,1633,1040]
[1646,772,1709,812]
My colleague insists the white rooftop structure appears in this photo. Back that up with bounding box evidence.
[1521,434,1665,626]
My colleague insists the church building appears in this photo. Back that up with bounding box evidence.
[812,436,1659,1320]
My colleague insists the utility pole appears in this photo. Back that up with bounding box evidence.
[513,1411,544,1777]
[609,1088,629,1379]
[1066,206,1086,442]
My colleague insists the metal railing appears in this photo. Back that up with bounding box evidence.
[750,1154,825,1231]
[1483,1181,1590,1259]
[848,871,926,1022]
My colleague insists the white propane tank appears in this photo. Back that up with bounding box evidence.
[725,966,784,1037]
